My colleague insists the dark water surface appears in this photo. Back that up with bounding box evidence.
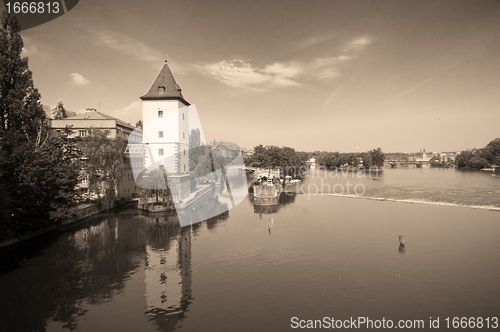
[0,168,499,331]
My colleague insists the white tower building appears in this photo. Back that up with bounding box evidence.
[140,59,191,201]
[141,59,190,175]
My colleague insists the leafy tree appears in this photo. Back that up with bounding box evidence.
[0,131,80,236]
[467,156,490,169]
[194,151,213,179]
[244,145,308,177]
[0,10,45,139]
[455,150,473,168]
[484,138,500,165]
[189,128,203,172]
[369,148,385,167]
[189,128,201,149]
[0,12,80,240]
[362,152,373,167]
[79,131,126,210]
[51,99,68,119]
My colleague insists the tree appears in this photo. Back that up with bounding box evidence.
[189,128,204,172]
[0,12,80,240]
[189,128,201,149]
[362,152,373,167]
[0,10,45,139]
[456,150,472,168]
[485,138,500,165]
[0,131,80,235]
[79,131,126,210]
[244,145,308,177]
[369,148,385,167]
[136,169,175,208]
[466,156,490,169]
[51,99,68,119]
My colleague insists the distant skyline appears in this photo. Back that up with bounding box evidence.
[8,0,500,152]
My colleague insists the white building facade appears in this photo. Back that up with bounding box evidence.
[141,60,190,175]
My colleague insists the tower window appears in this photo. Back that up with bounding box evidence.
[159,131,163,138]
[183,132,185,139]
[158,110,163,118]
[158,86,165,95]
[159,148,164,156]
[184,149,185,155]
[184,165,186,171]
[183,113,185,120]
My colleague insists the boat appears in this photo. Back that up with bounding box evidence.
[284,175,300,184]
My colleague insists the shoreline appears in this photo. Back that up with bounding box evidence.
[320,192,500,212]
[0,199,137,251]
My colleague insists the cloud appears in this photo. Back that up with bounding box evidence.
[197,36,372,90]
[92,31,162,63]
[22,45,38,55]
[21,37,39,55]
[110,100,142,125]
[70,73,90,85]
[197,56,351,89]
[197,59,302,90]
[344,36,372,52]
[295,34,336,50]
[310,55,351,79]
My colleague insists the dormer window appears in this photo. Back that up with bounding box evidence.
[158,85,165,95]
[158,110,163,118]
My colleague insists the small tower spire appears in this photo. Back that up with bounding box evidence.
[165,54,168,63]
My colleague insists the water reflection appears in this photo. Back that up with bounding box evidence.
[141,212,192,331]
[0,214,145,331]
[252,192,297,216]
[251,192,297,235]
[139,207,228,331]
[0,197,230,332]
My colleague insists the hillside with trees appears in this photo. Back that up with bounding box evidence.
[455,138,500,169]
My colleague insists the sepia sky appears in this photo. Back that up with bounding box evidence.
[11,0,500,152]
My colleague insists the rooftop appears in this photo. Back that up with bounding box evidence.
[63,110,136,130]
[140,60,190,105]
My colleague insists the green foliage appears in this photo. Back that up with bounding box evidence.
[314,148,385,168]
[189,128,201,149]
[194,148,213,179]
[137,169,174,208]
[51,99,68,119]
[0,12,80,241]
[78,131,126,210]
[244,145,309,177]
[0,131,80,238]
[369,148,385,167]
[189,128,203,172]
[0,11,45,139]
[362,152,373,166]
[456,138,500,169]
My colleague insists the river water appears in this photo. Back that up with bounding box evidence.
[0,167,499,331]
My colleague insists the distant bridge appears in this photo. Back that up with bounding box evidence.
[385,161,427,168]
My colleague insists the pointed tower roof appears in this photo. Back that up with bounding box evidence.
[140,59,190,105]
